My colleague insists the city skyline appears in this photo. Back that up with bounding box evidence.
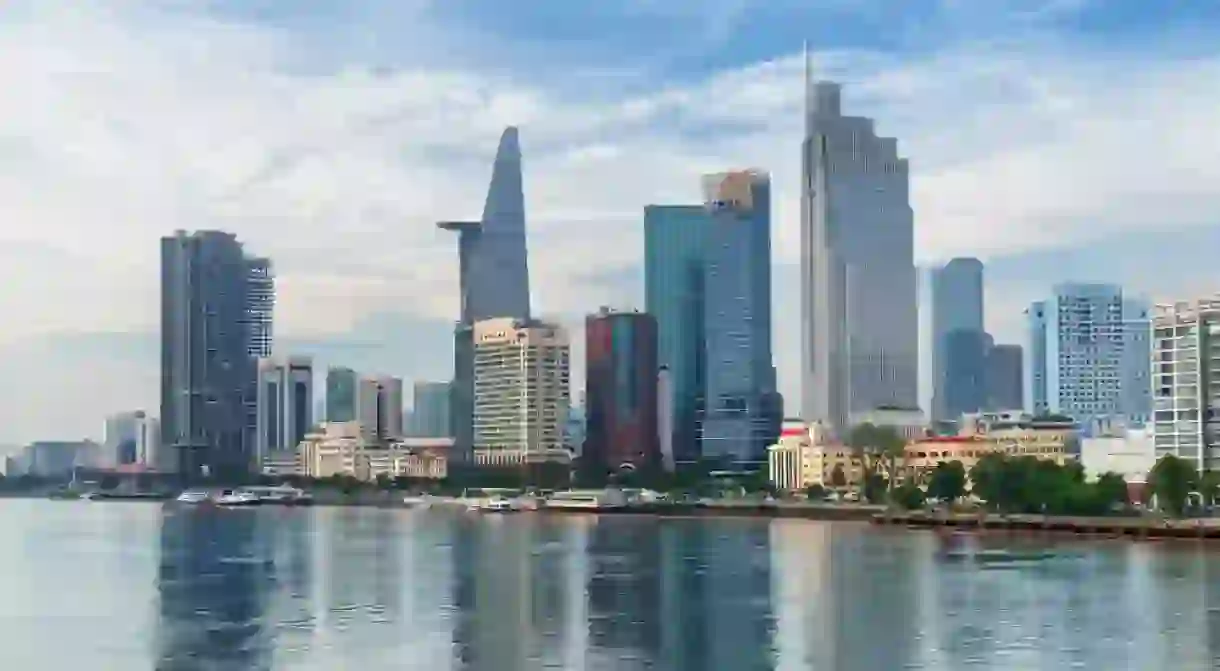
[4,2,1220,442]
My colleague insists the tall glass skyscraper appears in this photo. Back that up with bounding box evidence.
[160,230,270,479]
[439,127,533,461]
[644,171,778,465]
[411,381,452,438]
[930,257,985,421]
[700,171,777,463]
[800,71,918,435]
[584,308,660,473]
[645,205,709,464]
[324,366,357,422]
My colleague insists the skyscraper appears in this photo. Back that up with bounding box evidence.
[103,410,159,469]
[584,308,660,474]
[700,171,777,463]
[985,344,1024,411]
[439,126,533,462]
[645,205,709,464]
[255,356,313,464]
[411,381,452,437]
[800,70,917,436]
[160,230,270,479]
[472,317,570,465]
[356,375,404,443]
[930,257,986,420]
[1026,283,1151,425]
[1025,301,1048,413]
[324,366,357,422]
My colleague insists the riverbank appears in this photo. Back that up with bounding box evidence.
[874,510,1220,540]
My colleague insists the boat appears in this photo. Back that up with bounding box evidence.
[478,497,518,513]
[214,489,261,507]
[242,485,313,506]
[544,489,629,511]
[402,494,434,509]
[176,490,211,504]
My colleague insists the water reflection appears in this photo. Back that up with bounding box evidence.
[154,507,273,670]
[12,502,1220,669]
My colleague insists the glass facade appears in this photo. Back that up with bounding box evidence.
[160,230,266,479]
[325,367,357,422]
[931,258,985,420]
[411,381,452,438]
[700,172,777,463]
[645,205,709,464]
[584,309,660,472]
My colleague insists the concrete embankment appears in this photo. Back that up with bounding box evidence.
[874,511,1220,540]
[540,502,884,521]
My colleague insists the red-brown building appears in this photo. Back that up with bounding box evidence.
[584,308,660,473]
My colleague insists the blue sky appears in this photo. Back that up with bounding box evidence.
[1,0,1219,444]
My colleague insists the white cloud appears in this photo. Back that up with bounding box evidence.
[2,1,1220,439]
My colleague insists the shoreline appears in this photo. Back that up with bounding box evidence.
[873,510,1220,541]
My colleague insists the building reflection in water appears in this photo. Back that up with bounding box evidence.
[585,517,663,668]
[769,521,919,670]
[153,507,273,671]
[450,516,583,670]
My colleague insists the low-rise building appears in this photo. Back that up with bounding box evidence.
[959,411,1078,464]
[767,420,826,492]
[850,407,929,441]
[296,422,451,482]
[1080,426,1155,484]
[903,436,998,486]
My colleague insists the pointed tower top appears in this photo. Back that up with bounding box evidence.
[496,126,520,160]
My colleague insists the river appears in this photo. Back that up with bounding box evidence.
[1,500,1218,670]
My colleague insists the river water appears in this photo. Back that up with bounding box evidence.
[2,500,1219,670]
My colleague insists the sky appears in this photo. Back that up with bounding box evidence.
[2,0,1220,444]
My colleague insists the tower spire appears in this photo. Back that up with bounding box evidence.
[802,41,812,135]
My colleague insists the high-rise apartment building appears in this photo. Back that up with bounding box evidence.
[325,367,357,422]
[1151,295,1220,470]
[411,381,452,438]
[160,230,271,479]
[584,308,660,473]
[985,344,1024,411]
[930,257,986,420]
[255,356,313,464]
[1025,283,1151,425]
[438,127,533,463]
[700,171,779,464]
[472,317,570,466]
[644,204,709,464]
[1025,301,1049,413]
[800,73,917,436]
[103,411,159,469]
[356,375,403,443]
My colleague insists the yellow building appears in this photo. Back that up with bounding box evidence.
[767,421,826,492]
[296,422,450,481]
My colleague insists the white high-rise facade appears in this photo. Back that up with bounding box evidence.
[255,356,313,464]
[1151,295,1220,471]
[472,317,570,465]
[799,62,918,435]
[102,411,160,469]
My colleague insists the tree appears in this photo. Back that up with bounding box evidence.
[1147,455,1198,516]
[968,452,1005,507]
[829,464,847,488]
[892,482,925,510]
[846,422,908,502]
[862,472,888,504]
[1094,472,1129,511]
[926,460,967,504]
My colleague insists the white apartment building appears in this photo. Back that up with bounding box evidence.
[768,420,827,492]
[1151,296,1220,471]
[472,317,571,466]
[255,355,313,467]
[355,374,404,443]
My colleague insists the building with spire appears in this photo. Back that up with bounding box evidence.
[799,49,917,436]
[438,127,533,463]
